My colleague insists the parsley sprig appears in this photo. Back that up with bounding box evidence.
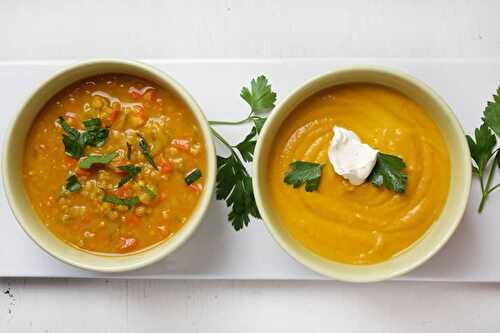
[284,161,324,192]
[467,86,500,212]
[369,153,407,193]
[209,75,277,230]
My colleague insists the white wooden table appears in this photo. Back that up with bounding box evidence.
[1,1,500,332]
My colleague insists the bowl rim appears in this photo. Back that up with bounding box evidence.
[2,58,217,272]
[253,65,472,282]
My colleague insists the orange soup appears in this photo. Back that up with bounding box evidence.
[23,74,206,254]
[268,83,450,265]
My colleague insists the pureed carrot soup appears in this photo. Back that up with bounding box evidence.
[23,74,206,254]
[268,83,450,265]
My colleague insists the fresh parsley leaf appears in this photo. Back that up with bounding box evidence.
[62,134,85,159]
[82,118,109,147]
[284,161,324,192]
[79,151,118,169]
[369,152,407,193]
[126,142,132,161]
[483,87,500,136]
[467,122,497,172]
[185,168,202,185]
[138,135,158,170]
[102,194,139,209]
[58,117,79,138]
[253,117,266,134]
[57,117,85,159]
[216,155,260,230]
[65,175,81,192]
[240,75,277,113]
[235,126,258,162]
[117,164,141,188]
[57,116,109,158]
[142,186,156,199]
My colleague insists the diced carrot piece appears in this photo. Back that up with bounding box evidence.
[114,182,131,196]
[64,155,77,167]
[131,91,142,100]
[159,161,174,174]
[76,167,91,176]
[119,237,137,252]
[189,183,203,192]
[126,213,141,225]
[108,109,120,123]
[171,139,191,153]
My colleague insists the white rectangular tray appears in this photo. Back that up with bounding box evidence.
[1,58,499,281]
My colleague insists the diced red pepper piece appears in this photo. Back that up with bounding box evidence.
[126,213,141,225]
[64,155,77,167]
[114,182,131,196]
[159,160,174,174]
[131,91,142,100]
[108,109,120,123]
[189,183,203,192]
[75,167,91,176]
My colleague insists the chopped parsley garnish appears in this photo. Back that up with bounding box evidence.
[369,153,408,193]
[57,116,110,159]
[185,168,202,185]
[138,135,158,170]
[467,86,500,212]
[57,117,86,159]
[102,194,140,209]
[126,142,132,161]
[81,118,109,147]
[284,161,324,192]
[79,151,118,169]
[117,164,141,188]
[65,175,81,192]
[142,186,156,199]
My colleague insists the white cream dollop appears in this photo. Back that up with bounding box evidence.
[328,126,378,186]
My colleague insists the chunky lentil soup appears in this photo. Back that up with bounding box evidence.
[23,74,207,254]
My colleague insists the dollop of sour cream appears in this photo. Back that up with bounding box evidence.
[328,126,378,186]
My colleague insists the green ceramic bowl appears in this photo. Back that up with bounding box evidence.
[2,59,217,272]
[253,66,471,282]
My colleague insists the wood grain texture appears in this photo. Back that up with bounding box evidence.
[1,0,500,332]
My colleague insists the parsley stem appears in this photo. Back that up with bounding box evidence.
[210,127,234,151]
[210,127,250,175]
[488,182,500,194]
[485,157,497,191]
[209,118,250,126]
[479,194,488,213]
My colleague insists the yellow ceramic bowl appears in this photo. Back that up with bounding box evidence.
[253,66,471,282]
[2,59,217,272]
